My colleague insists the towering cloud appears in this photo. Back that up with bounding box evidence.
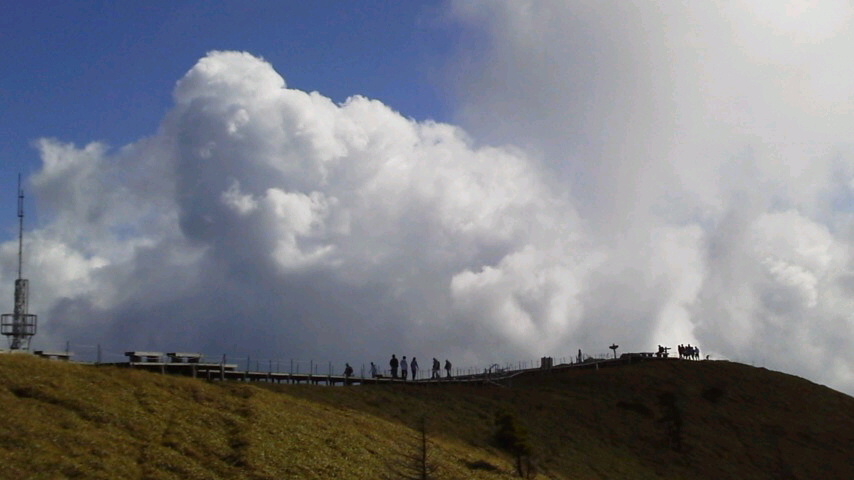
[447,0,854,392]
[2,51,584,369]
[2,1,853,395]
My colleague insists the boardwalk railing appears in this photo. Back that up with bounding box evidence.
[20,342,669,386]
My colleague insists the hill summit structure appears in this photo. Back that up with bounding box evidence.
[1,175,37,350]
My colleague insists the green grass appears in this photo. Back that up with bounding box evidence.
[0,354,851,479]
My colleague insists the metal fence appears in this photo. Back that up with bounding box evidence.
[26,341,623,382]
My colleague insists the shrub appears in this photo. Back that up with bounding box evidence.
[494,410,536,478]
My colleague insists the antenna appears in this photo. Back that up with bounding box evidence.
[17,174,23,280]
[2,174,37,350]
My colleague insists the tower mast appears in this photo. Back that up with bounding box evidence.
[2,174,37,350]
[17,174,23,280]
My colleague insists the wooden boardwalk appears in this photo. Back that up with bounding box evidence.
[99,351,668,387]
[105,360,451,385]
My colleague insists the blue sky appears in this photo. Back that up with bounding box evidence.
[1,2,853,395]
[1,1,456,232]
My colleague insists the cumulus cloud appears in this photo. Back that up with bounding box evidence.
[2,1,853,395]
[1,50,582,371]
[447,0,854,393]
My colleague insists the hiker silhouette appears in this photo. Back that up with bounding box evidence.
[390,354,399,378]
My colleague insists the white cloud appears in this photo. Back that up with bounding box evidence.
[221,180,258,215]
[3,0,853,396]
[3,50,582,371]
[451,244,590,353]
[445,1,854,393]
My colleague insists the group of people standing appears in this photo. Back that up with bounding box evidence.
[678,344,700,360]
[365,355,453,381]
[653,344,702,360]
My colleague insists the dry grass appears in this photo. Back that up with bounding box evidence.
[0,354,851,479]
[0,355,515,479]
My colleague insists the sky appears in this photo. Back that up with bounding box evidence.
[1,1,853,394]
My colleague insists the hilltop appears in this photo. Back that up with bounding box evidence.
[0,354,851,479]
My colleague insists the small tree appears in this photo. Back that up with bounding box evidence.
[494,410,537,478]
[384,416,440,480]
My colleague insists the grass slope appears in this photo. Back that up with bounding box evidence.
[0,354,851,479]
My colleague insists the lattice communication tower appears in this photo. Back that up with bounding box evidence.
[1,175,37,350]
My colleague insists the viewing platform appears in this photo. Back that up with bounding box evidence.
[34,350,73,361]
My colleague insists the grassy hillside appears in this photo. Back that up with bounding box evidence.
[0,354,851,479]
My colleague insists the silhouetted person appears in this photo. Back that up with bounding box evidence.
[410,357,418,380]
[432,358,440,379]
[370,362,378,378]
[577,349,582,364]
[343,363,354,385]
[445,359,452,378]
[390,354,399,378]
[401,356,408,381]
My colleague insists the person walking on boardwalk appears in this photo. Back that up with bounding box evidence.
[445,359,452,378]
[390,354,399,378]
[432,358,440,379]
[370,362,378,378]
[401,356,409,381]
[410,357,419,380]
